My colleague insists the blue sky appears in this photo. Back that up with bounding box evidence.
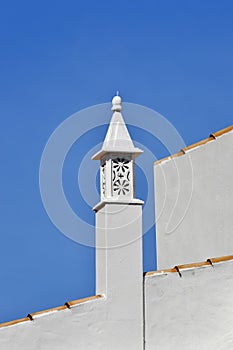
[1,0,233,323]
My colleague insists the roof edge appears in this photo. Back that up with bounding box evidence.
[0,294,103,329]
[0,317,31,329]
[154,124,233,166]
[145,254,233,277]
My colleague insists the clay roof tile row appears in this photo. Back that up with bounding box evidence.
[154,125,233,166]
[0,295,102,329]
[1,254,233,328]
[145,254,233,277]
[1,124,233,329]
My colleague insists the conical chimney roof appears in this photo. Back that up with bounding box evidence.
[92,94,143,160]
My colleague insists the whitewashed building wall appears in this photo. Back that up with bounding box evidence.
[155,128,233,269]
[145,258,233,350]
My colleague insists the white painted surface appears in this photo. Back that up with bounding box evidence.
[155,131,233,269]
[93,94,144,349]
[96,203,143,349]
[0,297,105,350]
[145,259,233,350]
[92,95,142,160]
[93,94,143,208]
[0,295,142,350]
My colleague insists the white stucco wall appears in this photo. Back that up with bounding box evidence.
[145,258,233,350]
[0,297,107,350]
[155,130,233,269]
[0,292,144,350]
[96,203,144,350]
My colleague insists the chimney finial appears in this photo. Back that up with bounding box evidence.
[112,93,122,112]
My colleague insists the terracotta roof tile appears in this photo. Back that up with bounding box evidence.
[0,295,103,329]
[181,136,215,153]
[28,305,68,319]
[146,267,177,276]
[154,151,185,165]
[210,125,233,138]
[176,260,212,270]
[208,255,233,264]
[0,317,31,329]
[65,294,102,308]
[154,124,233,166]
[145,254,233,277]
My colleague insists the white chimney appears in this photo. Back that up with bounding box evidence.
[92,94,144,349]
